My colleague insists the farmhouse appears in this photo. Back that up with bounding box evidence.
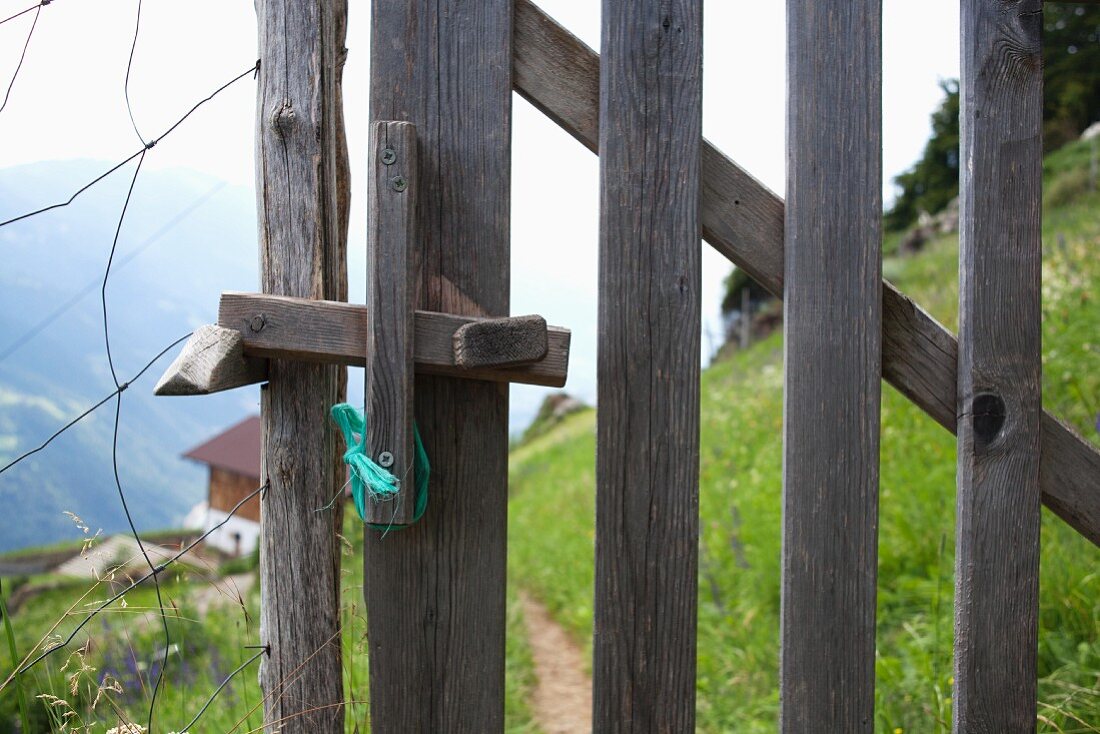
[181,416,262,557]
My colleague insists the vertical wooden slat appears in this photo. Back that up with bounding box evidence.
[255,0,349,730]
[594,0,702,731]
[365,121,418,526]
[363,0,512,731]
[781,2,882,731]
[510,0,1100,548]
[954,2,1043,731]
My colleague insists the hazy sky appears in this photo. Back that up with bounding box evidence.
[0,0,960,428]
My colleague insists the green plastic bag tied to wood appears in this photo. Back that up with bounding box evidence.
[330,403,429,529]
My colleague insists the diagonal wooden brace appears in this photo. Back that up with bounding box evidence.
[512,0,1100,546]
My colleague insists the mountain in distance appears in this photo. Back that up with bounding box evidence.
[0,160,263,553]
[0,157,577,553]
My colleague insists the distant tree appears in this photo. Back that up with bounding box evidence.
[720,267,771,318]
[1044,4,1100,149]
[885,80,960,233]
[885,5,1099,232]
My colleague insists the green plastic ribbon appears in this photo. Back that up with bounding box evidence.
[330,403,429,529]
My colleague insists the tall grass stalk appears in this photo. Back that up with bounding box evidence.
[0,581,32,733]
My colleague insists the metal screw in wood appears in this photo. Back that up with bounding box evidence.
[378,451,395,468]
[390,175,408,192]
[381,148,397,165]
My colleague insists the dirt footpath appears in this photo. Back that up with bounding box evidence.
[519,591,592,734]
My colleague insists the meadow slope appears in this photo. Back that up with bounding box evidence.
[2,140,1097,732]
[508,138,1100,732]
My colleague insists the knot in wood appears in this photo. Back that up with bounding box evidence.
[971,392,1007,448]
[270,100,296,138]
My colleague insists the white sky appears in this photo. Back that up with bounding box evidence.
[0,0,960,428]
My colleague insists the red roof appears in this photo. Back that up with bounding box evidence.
[183,415,261,480]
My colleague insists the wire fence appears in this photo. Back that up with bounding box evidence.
[0,2,291,730]
[0,0,52,116]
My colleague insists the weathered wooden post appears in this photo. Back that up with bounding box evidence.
[510,0,1100,548]
[781,1,882,730]
[362,1,514,731]
[594,1,702,731]
[255,0,348,730]
[954,2,1043,730]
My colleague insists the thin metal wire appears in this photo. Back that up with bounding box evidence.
[225,629,344,734]
[93,140,172,731]
[0,333,191,477]
[0,2,44,28]
[0,182,225,364]
[0,151,143,228]
[154,60,258,142]
[0,1,43,116]
[178,647,266,733]
[109,373,170,734]
[0,60,258,229]
[13,483,268,674]
[0,23,265,728]
[101,150,146,387]
[123,0,147,146]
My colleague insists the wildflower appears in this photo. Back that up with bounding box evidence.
[105,724,146,734]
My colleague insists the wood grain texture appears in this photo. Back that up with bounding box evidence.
[453,314,548,368]
[954,3,1044,731]
[255,0,348,730]
[329,0,351,670]
[782,3,882,730]
[365,121,418,525]
[594,0,702,731]
[217,292,569,387]
[511,0,1100,547]
[363,0,512,731]
[153,324,268,395]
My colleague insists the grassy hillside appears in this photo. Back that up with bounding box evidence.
[509,137,1100,732]
[0,513,541,733]
[0,162,263,553]
[1,139,1096,731]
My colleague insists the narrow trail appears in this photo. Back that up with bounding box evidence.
[518,591,592,734]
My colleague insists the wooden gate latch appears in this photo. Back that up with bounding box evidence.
[153,120,571,524]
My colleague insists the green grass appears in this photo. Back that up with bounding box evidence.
[0,569,267,732]
[508,137,1100,732]
[0,510,540,732]
[2,138,1097,732]
[0,585,31,733]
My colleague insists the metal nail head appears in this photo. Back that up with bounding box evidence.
[381,148,397,165]
[378,451,395,468]
[390,175,408,192]
[250,314,266,332]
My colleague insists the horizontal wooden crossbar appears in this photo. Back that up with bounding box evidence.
[513,0,1100,546]
[219,292,570,387]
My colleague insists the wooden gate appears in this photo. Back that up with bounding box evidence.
[156,0,1100,731]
